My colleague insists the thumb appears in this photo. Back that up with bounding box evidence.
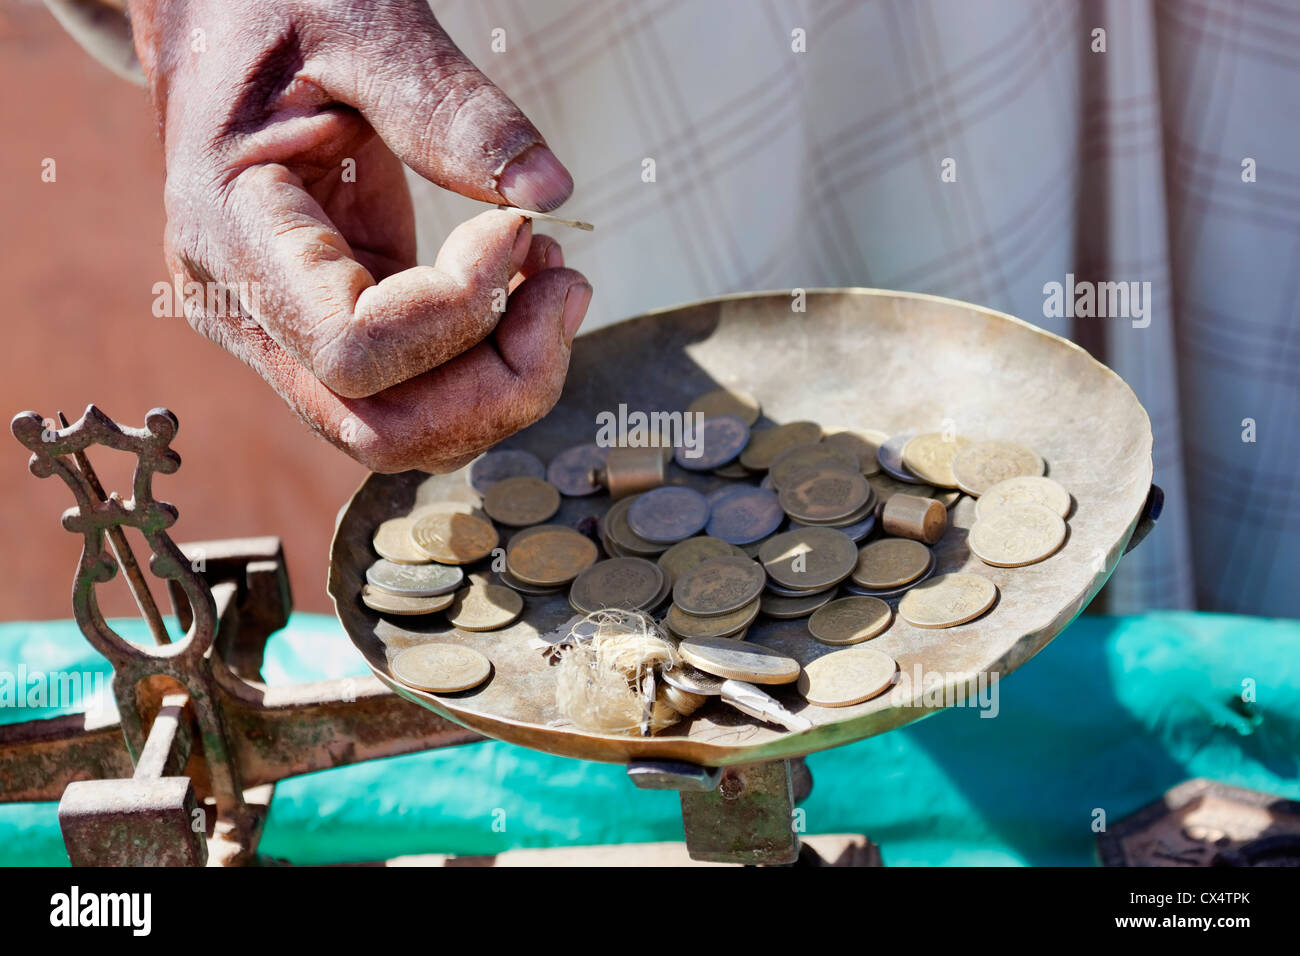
[311,3,572,211]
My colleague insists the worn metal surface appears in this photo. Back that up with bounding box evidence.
[680,760,799,864]
[330,289,1156,766]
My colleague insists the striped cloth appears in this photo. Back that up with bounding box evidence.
[51,0,1300,615]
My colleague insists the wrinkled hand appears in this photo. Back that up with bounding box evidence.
[127,0,591,472]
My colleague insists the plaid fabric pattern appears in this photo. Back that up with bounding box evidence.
[408,0,1299,616]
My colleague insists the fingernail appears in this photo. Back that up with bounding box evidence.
[545,243,564,270]
[511,219,532,272]
[498,144,574,212]
[562,281,592,345]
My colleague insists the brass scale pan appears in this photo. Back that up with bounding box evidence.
[329,289,1155,767]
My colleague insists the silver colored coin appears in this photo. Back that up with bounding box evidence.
[468,448,545,494]
[675,415,750,472]
[705,487,784,545]
[546,443,608,497]
[365,559,464,597]
[661,663,725,696]
[627,486,711,544]
[877,432,926,484]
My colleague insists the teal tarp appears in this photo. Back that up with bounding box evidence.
[1,611,1296,865]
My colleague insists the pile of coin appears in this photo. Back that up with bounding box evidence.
[363,385,1072,715]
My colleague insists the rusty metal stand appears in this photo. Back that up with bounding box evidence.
[3,405,870,866]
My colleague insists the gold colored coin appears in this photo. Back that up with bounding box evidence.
[822,428,889,477]
[361,585,454,616]
[672,556,767,616]
[951,441,1045,497]
[759,588,836,620]
[482,475,561,527]
[759,527,858,591]
[371,517,432,564]
[688,388,761,426]
[851,538,932,589]
[678,636,801,684]
[739,421,823,471]
[899,573,998,629]
[446,584,524,631]
[657,536,745,585]
[797,647,898,707]
[968,503,1067,568]
[778,466,871,523]
[506,525,598,587]
[974,476,1071,520]
[410,512,499,564]
[901,433,972,489]
[808,596,893,646]
[667,597,761,640]
[768,442,857,489]
[391,643,492,693]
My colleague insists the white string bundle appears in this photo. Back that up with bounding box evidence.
[554,609,692,736]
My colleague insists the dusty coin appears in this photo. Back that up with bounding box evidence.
[739,421,824,471]
[667,598,761,640]
[569,557,665,614]
[951,441,1046,497]
[797,647,898,707]
[673,555,766,616]
[851,538,932,590]
[768,442,857,489]
[627,486,711,543]
[759,527,858,591]
[822,428,889,477]
[901,433,972,489]
[546,443,608,497]
[877,432,926,484]
[759,588,837,619]
[675,415,750,471]
[605,494,672,555]
[371,517,432,564]
[705,486,784,545]
[899,573,998,628]
[361,584,454,616]
[391,643,492,693]
[688,388,761,426]
[969,503,1067,567]
[712,461,751,479]
[974,475,1071,520]
[468,448,545,494]
[841,551,935,599]
[365,558,464,597]
[506,525,599,586]
[483,475,562,527]
[446,584,525,631]
[657,536,744,585]
[808,596,893,646]
[678,636,801,684]
[779,466,871,523]
[411,512,499,564]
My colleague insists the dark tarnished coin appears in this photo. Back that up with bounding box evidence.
[411,512,499,565]
[712,461,751,479]
[497,567,563,596]
[768,442,858,489]
[808,596,893,645]
[673,556,766,617]
[759,588,837,619]
[365,558,464,597]
[822,428,889,476]
[546,443,608,497]
[667,598,761,640]
[841,551,936,599]
[483,475,562,527]
[391,643,492,693]
[851,538,932,590]
[877,432,926,484]
[361,584,454,616]
[792,510,876,542]
[506,525,599,586]
[605,495,672,555]
[779,466,871,523]
[687,388,761,426]
[739,421,823,471]
[705,487,783,545]
[468,448,545,494]
[627,486,711,543]
[657,535,745,585]
[678,636,801,684]
[868,473,938,508]
[675,415,750,471]
[759,527,858,591]
[569,557,665,614]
